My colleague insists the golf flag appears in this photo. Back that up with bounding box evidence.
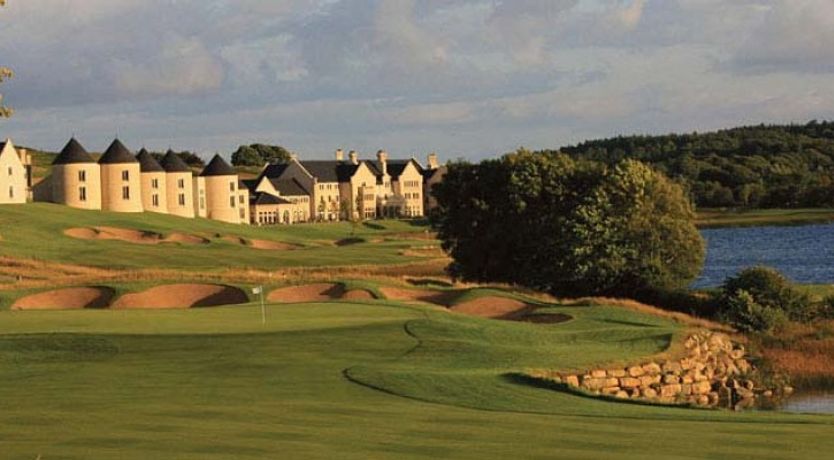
[252,286,262,295]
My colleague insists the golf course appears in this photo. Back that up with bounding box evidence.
[0,204,833,458]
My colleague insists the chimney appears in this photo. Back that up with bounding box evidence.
[335,149,344,161]
[290,152,298,161]
[348,150,358,165]
[427,152,439,170]
[377,149,388,176]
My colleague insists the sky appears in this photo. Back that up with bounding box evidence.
[1,0,834,161]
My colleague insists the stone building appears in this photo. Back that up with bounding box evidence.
[422,153,447,213]
[136,148,167,214]
[196,154,249,224]
[0,139,31,205]
[99,139,143,213]
[42,138,102,210]
[159,149,194,219]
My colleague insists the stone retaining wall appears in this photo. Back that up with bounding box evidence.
[535,331,791,410]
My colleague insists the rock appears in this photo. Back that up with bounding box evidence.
[640,375,661,387]
[643,388,658,399]
[642,363,662,375]
[731,349,745,360]
[697,395,710,406]
[590,369,607,378]
[582,377,608,391]
[662,361,683,374]
[608,369,626,378]
[602,387,621,396]
[660,384,683,398]
[565,375,580,387]
[763,390,773,398]
[692,380,712,395]
[620,377,641,389]
[783,386,795,395]
[663,374,681,384]
[681,384,692,396]
[628,366,646,377]
[615,391,629,399]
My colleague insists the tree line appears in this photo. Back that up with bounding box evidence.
[545,121,834,209]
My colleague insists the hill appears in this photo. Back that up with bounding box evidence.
[0,287,832,458]
[548,120,834,209]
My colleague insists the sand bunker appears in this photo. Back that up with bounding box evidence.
[111,284,248,309]
[222,235,297,250]
[379,287,459,306]
[12,287,115,310]
[451,296,571,323]
[342,289,375,300]
[65,227,207,245]
[267,283,347,303]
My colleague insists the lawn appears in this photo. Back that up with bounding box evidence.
[0,298,832,459]
[0,203,435,271]
[696,208,834,228]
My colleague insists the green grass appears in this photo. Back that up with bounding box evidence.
[0,299,832,459]
[697,208,834,228]
[0,203,432,270]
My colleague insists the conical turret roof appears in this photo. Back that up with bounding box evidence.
[99,139,138,165]
[160,149,192,173]
[53,138,95,165]
[200,154,236,177]
[136,148,164,173]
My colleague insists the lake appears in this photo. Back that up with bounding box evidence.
[779,392,834,415]
[694,223,834,288]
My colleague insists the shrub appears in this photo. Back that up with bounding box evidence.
[718,267,814,327]
[817,296,834,320]
[719,289,787,333]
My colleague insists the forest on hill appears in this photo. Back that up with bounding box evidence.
[544,121,834,209]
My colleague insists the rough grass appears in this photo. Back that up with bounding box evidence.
[1,299,833,459]
[0,203,438,271]
[696,208,834,228]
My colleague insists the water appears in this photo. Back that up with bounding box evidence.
[779,392,834,415]
[693,223,834,288]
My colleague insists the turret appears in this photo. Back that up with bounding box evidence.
[160,149,195,218]
[136,148,168,214]
[98,139,143,213]
[50,138,101,210]
[199,154,246,224]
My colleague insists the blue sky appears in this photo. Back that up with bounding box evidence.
[1,0,834,161]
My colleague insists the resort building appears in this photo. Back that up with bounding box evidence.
[160,149,195,219]
[422,153,446,213]
[98,139,144,213]
[195,154,249,225]
[0,139,32,204]
[41,138,103,210]
[136,148,168,214]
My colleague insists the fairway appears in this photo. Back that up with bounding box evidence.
[1,300,832,459]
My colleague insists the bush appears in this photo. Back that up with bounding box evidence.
[718,267,814,328]
[817,296,834,320]
[720,289,787,333]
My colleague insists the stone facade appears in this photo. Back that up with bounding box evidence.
[534,331,792,410]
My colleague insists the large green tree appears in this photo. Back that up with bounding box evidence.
[0,0,11,118]
[431,151,705,297]
[231,143,292,166]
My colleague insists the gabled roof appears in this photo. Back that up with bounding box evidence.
[53,138,96,165]
[251,192,292,206]
[270,178,310,197]
[200,154,236,177]
[368,159,422,180]
[160,149,192,173]
[298,160,358,182]
[259,162,291,180]
[241,179,259,193]
[423,165,447,180]
[136,148,164,173]
[99,139,137,165]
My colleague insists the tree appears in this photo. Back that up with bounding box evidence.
[231,143,292,166]
[0,0,11,118]
[431,151,705,297]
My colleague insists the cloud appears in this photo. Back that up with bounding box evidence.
[726,0,834,74]
[114,36,224,97]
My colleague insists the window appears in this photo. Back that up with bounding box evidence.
[122,186,130,200]
[152,194,159,207]
[200,197,205,209]
[78,170,86,182]
[79,187,87,202]
[7,167,12,176]
[239,195,245,204]
[178,194,186,206]
[122,170,129,181]
[239,208,245,219]
[230,181,236,192]
[8,186,13,198]
[230,196,236,208]
[151,178,159,189]
[178,179,185,189]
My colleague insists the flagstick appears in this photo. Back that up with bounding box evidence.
[260,286,266,325]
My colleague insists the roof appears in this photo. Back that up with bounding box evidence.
[259,163,291,180]
[270,178,310,196]
[160,149,192,173]
[423,165,447,180]
[99,139,137,165]
[241,179,259,193]
[368,159,420,180]
[136,148,164,173]
[200,154,236,177]
[251,192,292,206]
[53,138,96,165]
[299,160,358,182]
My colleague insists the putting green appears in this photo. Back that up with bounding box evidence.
[0,301,832,459]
